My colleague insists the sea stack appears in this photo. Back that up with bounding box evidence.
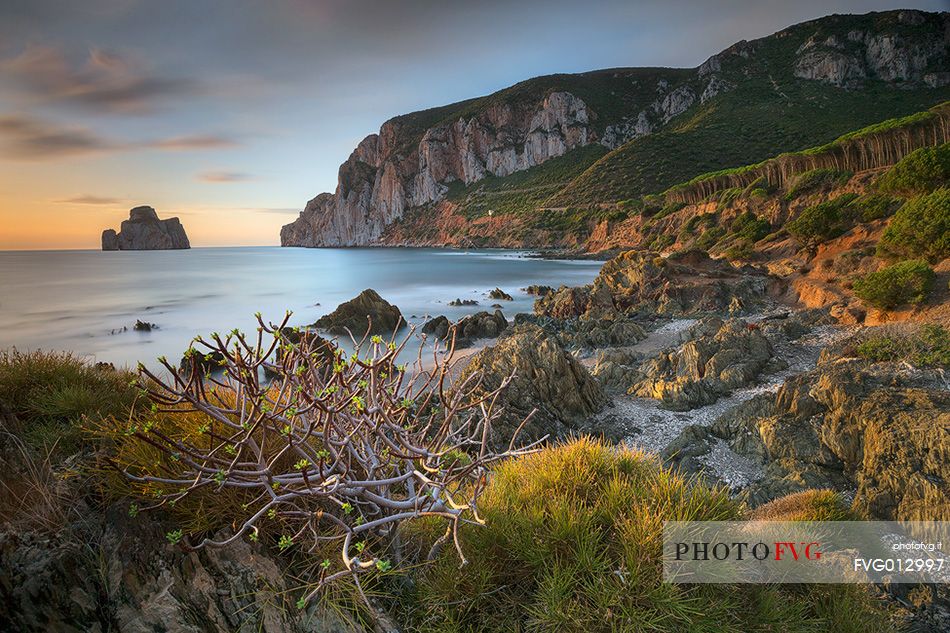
[101,206,190,250]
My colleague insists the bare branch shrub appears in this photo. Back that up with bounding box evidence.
[116,313,532,606]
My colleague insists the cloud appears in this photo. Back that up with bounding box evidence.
[151,134,238,150]
[0,44,196,114]
[0,114,239,159]
[198,170,254,183]
[57,194,124,205]
[0,115,118,157]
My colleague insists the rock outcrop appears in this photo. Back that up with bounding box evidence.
[535,250,777,320]
[313,289,403,336]
[0,503,361,633]
[665,358,950,519]
[459,324,608,449]
[626,318,780,410]
[101,206,190,250]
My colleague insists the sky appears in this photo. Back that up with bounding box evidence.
[0,0,946,250]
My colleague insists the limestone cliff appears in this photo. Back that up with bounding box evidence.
[281,10,949,249]
[102,206,190,250]
[281,91,597,246]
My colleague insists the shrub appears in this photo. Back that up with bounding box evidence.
[785,168,852,200]
[854,324,950,368]
[876,143,950,196]
[696,226,726,250]
[786,193,859,247]
[725,241,755,260]
[731,211,772,242]
[847,193,901,222]
[401,439,889,632]
[853,260,935,310]
[876,188,950,263]
[104,315,528,606]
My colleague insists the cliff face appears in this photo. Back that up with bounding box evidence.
[102,206,190,250]
[281,91,597,246]
[281,9,950,249]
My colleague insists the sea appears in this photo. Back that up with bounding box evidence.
[0,247,602,368]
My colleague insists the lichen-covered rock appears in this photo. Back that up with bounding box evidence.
[101,206,190,250]
[535,250,776,320]
[314,289,403,336]
[459,324,608,449]
[629,318,779,410]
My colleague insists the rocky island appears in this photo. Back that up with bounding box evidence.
[101,206,190,250]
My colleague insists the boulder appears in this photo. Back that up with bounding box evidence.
[314,289,403,336]
[488,288,513,301]
[523,285,554,296]
[101,206,190,250]
[421,315,450,339]
[459,324,608,449]
[453,310,508,347]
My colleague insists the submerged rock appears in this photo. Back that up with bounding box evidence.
[314,289,403,336]
[101,206,190,250]
[460,324,608,449]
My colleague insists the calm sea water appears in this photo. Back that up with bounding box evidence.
[0,247,601,368]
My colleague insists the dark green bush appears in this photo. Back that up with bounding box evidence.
[696,225,726,250]
[877,188,950,263]
[847,193,902,222]
[852,260,935,310]
[786,193,859,247]
[876,143,950,196]
[731,211,772,242]
[785,168,852,200]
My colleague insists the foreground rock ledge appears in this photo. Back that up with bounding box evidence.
[102,206,191,250]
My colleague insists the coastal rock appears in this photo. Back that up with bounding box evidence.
[628,318,779,410]
[101,206,190,250]
[487,287,513,301]
[459,324,608,449]
[535,249,776,320]
[448,298,478,306]
[0,503,361,633]
[453,310,508,347]
[523,285,554,296]
[667,358,950,519]
[314,289,403,336]
[421,315,450,339]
